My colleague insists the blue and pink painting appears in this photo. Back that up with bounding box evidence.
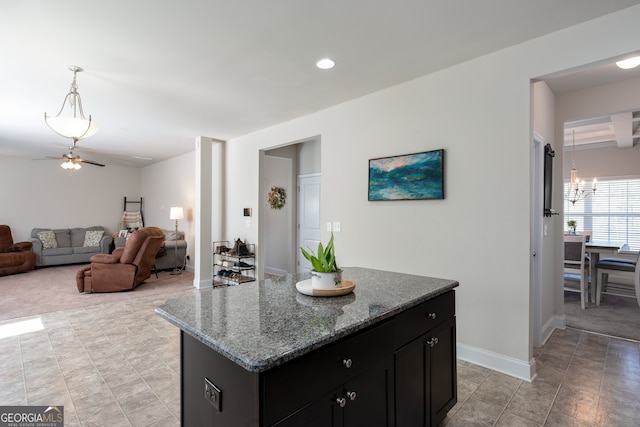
[368,149,444,201]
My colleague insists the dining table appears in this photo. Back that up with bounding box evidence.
[585,240,624,302]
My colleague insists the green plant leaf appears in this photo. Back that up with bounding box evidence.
[300,233,338,272]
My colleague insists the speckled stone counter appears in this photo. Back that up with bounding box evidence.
[156,266,458,373]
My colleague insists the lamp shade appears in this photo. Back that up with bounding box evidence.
[45,116,99,140]
[169,206,184,220]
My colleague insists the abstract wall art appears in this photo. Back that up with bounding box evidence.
[368,149,444,201]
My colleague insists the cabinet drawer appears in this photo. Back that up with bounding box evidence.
[262,320,393,426]
[394,291,454,349]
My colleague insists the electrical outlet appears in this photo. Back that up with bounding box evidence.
[204,378,221,411]
[332,221,341,232]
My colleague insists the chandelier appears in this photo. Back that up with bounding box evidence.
[44,66,99,142]
[565,130,597,205]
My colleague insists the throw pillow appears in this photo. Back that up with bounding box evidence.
[83,230,104,247]
[37,230,58,249]
[54,230,71,248]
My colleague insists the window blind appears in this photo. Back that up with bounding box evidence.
[564,178,640,251]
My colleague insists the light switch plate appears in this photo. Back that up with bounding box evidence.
[327,222,332,232]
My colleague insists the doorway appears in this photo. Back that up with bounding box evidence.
[537,58,640,342]
[261,137,321,278]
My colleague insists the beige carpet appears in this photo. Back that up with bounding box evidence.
[564,291,640,341]
[0,264,195,322]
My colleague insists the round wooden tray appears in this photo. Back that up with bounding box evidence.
[296,279,356,297]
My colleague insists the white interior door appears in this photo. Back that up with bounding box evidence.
[298,173,321,273]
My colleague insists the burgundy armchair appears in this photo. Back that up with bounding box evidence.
[0,225,36,276]
[76,226,165,293]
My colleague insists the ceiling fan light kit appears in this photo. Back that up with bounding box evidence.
[44,66,99,142]
[61,160,81,170]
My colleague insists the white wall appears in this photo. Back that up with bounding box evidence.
[141,151,196,270]
[219,6,640,380]
[0,155,141,242]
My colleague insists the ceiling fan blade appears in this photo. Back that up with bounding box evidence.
[77,158,105,167]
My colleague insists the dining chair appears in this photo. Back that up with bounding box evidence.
[595,251,640,308]
[564,235,590,309]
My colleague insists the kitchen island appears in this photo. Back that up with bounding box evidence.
[156,266,459,426]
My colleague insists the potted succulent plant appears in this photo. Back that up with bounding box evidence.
[301,233,343,289]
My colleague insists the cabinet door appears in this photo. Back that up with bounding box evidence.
[395,317,456,427]
[274,364,391,427]
[343,364,391,426]
[429,317,457,426]
[395,337,426,426]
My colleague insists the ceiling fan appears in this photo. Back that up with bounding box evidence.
[46,141,105,169]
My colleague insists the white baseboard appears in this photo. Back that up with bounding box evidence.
[457,343,537,382]
[265,266,288,276]
[540,315,565,345]
[193,278,213,289]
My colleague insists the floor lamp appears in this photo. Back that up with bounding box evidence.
[169,206,184,275]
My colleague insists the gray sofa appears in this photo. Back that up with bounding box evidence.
[29,226,112,267]
[114,228,187,271]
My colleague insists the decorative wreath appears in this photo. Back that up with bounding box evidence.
[268,186,287,210]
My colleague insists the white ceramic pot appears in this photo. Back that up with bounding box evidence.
[311,269,343,289]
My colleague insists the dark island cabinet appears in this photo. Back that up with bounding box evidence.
[394,291,457,427]
[180,290,456,427]
[274,362,392,427]
[265,321,394,426]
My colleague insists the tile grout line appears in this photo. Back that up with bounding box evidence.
[47,314,80,425]
[65,309,133,427]
[594,338,611,424]
[490,377,525,426]
[123,321,180,423]
[540,333,580,426]
[17,335,28,407]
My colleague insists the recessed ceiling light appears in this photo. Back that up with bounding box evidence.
[616,56,640,69]
[316,58,336,70]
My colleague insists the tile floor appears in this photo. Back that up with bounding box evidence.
[1,290,639,426]
[0,289,191,426]
[445,329,640,426]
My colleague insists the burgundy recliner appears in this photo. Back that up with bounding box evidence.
[0,225,36,276]
[76,226,165,293]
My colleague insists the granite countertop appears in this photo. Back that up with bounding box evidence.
[155,266,458,373]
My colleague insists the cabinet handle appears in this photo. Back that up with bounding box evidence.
[342,358,352,368]
[427,337,439,347]
[347,391,357,401]
[336,397,347,408]
[426,312,437,320]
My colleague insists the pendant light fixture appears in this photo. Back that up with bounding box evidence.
[44,66,99,143]
[565,130,597,205]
